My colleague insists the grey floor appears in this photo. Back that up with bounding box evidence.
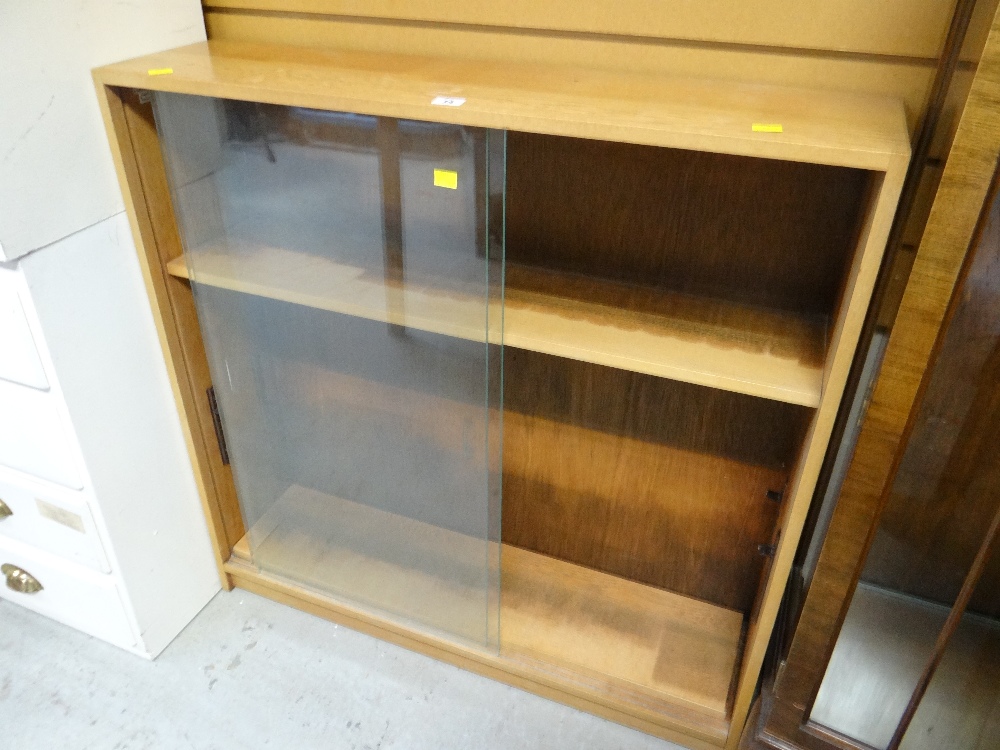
[0,590,683,750]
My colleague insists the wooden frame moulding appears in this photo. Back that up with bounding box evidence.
[93,41,910,749]
[93,86,245,584]
[751,4,1000,749]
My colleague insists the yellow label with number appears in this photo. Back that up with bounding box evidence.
[751,123,783,133]
[147,68,174,76]
[433,169,458,189]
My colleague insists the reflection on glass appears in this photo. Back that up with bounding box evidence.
[812,583,954,748]
[810,178,1000,747]
[153,93,504,648]
[899,560,1000,750]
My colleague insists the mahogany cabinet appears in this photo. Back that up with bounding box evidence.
[747,7,1000,750]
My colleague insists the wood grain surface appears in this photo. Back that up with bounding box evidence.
[225,561,729,749]
[760,6,1000,750]
[507,132,869,317]
[235,483,744,721]
[503,350,809,613]
[93,41,910,170]
[862,195,1000,618]
[166,247,828,406]
[726,153,908,749]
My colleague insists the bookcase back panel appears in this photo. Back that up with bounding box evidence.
[502,350,812,613]
[506,132,871,317]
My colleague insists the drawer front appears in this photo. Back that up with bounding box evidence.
[0,378,83,489]
[0,477,110,573]
[0,269,48,390]
[0,536,134,647]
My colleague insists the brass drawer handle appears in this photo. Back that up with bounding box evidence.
[1,563,43,594]
[0,499,11,519]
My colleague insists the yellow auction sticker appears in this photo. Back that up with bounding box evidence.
[434,169,458,190]
[751,123,783,133]
[147,68,174,76]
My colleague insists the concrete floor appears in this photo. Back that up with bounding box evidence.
[0,590,684,750]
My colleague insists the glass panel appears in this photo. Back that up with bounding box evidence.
[899,552,1000,750]
[153,93,504,648]
[810,179,1000,747]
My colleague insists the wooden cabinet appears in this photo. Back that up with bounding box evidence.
[93,41,909,749]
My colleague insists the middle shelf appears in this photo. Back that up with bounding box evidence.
[166,244,826,406]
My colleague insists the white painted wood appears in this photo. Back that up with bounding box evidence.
[0,534,135,648]
[0,378,85,489]
[20,213,221,657]
[0,0,217,658]
[0,471,110,573]
[0,0,207,260]
[0,269,48,389]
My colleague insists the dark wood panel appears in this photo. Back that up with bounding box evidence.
[504,349,808,469]
[506,132,870,316]
[502,350,811,613]
[861,191,1000,618]
[759,5,1000,746]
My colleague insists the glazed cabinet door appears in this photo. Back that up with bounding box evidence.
[152,92,504,648]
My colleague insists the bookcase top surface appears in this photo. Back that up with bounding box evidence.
[94,40,910,170]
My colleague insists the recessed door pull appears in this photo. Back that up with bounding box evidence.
[207,386,230,466]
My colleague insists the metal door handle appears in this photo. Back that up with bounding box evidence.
[1,564,43,594]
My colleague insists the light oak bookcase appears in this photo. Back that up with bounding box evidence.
[93,41,909,749]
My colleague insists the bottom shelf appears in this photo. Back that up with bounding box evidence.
[232,485,743,722]
[501,545,743,718]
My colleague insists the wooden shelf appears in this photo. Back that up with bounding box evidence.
[167,247,825,406]
[501,544,744,719]
[94,40,909,171]
[505,265,826,407]
[233,484,743,722]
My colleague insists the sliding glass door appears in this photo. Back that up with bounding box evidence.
[154,92,504,648]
